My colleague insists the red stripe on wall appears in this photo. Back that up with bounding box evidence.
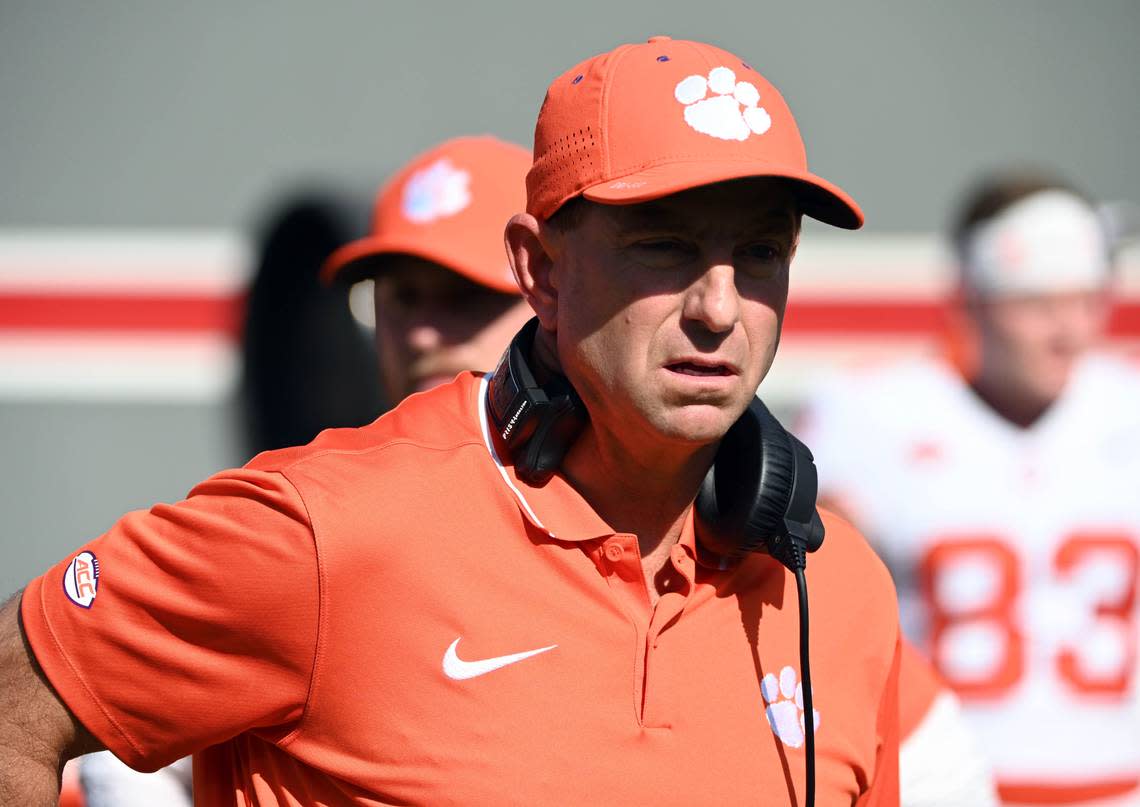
[0,293,244,337]
[783,299,1140,338]
[1109,301,1140,337]
[783,300,949,335]
[0,293,1138,339]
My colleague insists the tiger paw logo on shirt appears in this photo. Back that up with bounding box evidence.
[64,551,100,608]
[761,665,820,749]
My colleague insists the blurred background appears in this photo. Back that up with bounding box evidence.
[2,0,1138,596]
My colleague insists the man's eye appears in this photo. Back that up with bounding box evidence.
[380,285,427,308]
[742,244,781,262]
[390,289,418,306]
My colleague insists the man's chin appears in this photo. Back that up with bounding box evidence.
[650,402,744,446]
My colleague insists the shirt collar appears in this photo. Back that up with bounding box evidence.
[477,373,613,543]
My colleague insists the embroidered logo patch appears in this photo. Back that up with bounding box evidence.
[674,67,771,141]
[402,158,472,223]
[63,551,100,608]
[761,665,820,749]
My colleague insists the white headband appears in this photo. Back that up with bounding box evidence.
[962,190,1110,296]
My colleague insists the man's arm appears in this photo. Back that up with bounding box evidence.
[0,592,104,807]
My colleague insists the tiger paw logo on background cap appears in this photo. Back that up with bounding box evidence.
[63,550,100,608]
[401,158,472,223]
[674,67,771,141]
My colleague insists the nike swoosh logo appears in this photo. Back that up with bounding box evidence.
[442,637,558,681]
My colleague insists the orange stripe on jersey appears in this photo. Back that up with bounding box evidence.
[998,777,1139,804]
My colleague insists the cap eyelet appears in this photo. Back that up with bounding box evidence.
[656,55,670,62]
[571,74,584,85]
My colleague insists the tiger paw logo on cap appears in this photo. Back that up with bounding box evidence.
[401,158,472,223]
[63,550,100,608]
[674,66,771,141]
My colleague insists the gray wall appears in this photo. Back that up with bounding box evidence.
[2,0,1138,231]
[0,401,242,596]
[1,0,1138,595]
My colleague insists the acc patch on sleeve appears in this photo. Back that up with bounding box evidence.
[63,551,100,608]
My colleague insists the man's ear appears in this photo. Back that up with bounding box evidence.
[505,213,559,331]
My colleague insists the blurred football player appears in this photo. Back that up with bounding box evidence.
[799,170,1140,806]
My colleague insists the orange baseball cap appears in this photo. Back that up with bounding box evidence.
[322,135,530,291]
[527,36,863,229]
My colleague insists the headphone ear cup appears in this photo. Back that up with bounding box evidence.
[487,318,588,484]
[693,398,805,560]
[694,399,770,556]
[521,393,587,484]
[746,403,796,540]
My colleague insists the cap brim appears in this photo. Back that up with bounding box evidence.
[581,160,863,230]
[320,235,520,293]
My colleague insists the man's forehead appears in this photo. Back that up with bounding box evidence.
[375,255,478,291]
[596,179,799,230]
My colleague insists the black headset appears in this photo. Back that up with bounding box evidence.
[486,318,588,486]
[487,317,825,806]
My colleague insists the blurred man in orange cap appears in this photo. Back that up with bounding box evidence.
[800,169,1140,807]
[323,135,533,402]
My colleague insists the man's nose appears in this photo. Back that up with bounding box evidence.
[682,261,739,333]
[405,314,445,352]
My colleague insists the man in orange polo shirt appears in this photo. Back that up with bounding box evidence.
[3,37,901,805]
[323,137,986,807]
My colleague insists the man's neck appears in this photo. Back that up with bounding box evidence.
[560,420,716,568]
[526,327,714,569]
[969,367,1055,429]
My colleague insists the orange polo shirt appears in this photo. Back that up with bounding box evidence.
[24,371,899,806]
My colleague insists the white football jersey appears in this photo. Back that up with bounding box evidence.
[799,353,1140,805]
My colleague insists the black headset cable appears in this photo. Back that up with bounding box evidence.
[794,564,815,807]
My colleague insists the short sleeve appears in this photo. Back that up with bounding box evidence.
[20,467,320,771]
[897,639,944,740]
[857,633,901,806]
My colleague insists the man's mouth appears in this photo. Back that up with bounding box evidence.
[666,361,735,377]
